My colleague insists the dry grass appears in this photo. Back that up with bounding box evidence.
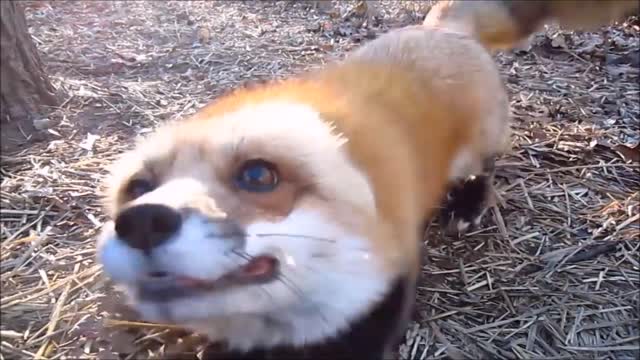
[1,1,638,359]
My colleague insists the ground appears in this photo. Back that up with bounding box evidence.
[1,1,638,359]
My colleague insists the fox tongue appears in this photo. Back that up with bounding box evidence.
[172,255,278,289]
[240,255,279,278]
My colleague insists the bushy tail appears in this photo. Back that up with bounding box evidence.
[423,0,639,52]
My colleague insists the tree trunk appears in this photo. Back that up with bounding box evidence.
[1,0,58,152]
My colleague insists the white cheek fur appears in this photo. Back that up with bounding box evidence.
[97,208,391,351]
[182,208,392,350]
[97,222,147,285]
[97,101,389,351]
[152,216,239,280]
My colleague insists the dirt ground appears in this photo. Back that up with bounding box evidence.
[1,1,638,359]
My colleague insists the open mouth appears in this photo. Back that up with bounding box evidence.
[137,255,280,302]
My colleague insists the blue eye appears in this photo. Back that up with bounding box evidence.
[235,159,279,193]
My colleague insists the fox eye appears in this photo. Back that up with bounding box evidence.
[235,159,279,193]
[125,178,155,199]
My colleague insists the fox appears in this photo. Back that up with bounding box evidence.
[424,0,638,52]
[96,1,637,359]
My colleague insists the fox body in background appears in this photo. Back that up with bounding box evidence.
[425,0,639,52]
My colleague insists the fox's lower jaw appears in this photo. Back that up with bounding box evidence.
[106,264,413,359]
[191,275,414,359]
[97,201,406,353]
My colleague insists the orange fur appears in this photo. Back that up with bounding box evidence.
[97,1,640,355]
[184,59,498,279]
[100,39,509,355]
[424,0,639,52]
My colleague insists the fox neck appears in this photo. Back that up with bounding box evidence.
[202,275,415,360]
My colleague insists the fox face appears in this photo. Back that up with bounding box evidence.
[97,97,401,351]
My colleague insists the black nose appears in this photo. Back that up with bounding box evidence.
[114,204,182,253]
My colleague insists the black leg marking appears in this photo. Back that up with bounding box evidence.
[440,157,496,236]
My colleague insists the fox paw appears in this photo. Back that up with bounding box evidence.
[440,158,496,237]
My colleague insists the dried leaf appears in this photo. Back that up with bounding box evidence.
[97,349,120,360]
[328,9,341,19]
[352,1,368,18]
[306,22,322,32]
[76,86,100,98]
[196,26,210,44]
[606,64,639,77]
[110,331,138,354]
[162,335,206,359]
[70,316,102,339]
[33,117,54,130]
[114,51,148,64]
[336,23,354,37]
[321,21,333,32]
[550,33,568,49]
[589,137,614,149]
[613,144,640,163]
[574,35,604,54]
[313,0,334,13]
[531,128,548,142]
[98,286,136,316]
[319,43,334,51]
[610,34,634,47]
[79,133,100,151]
[605,50,639,67]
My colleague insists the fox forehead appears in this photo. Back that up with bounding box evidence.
[105,99,377,219]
